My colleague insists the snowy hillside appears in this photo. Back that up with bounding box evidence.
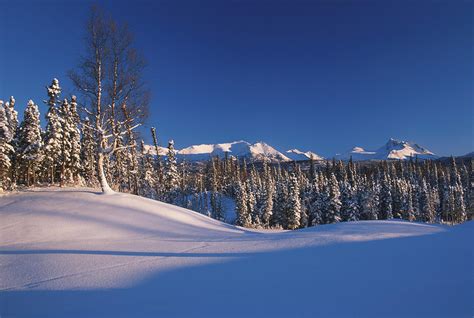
[336,138,438,161]
[0,188,471,317]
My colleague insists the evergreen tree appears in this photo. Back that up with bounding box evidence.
[246,177,258,226]
[17,100,43,186]
[164,140,179,202]
[4,96,18,140]
[419,178,435,222]
[139,141,157,199]
[359,179,378,220]
[449,158,467,223]
[272,177,288,228]
[340,182,359,221]
[59,98,73,185]
[308,178,324,226]
[210,157,224,220]
[0,102,14,191]
[379,174,393,219]
[150,127,163,197]
[260,168,275,227]
[235,181,251,227]
[323,173,341,223]
[69,96,82,182]
[80,117,97,186]
[286,174,301,229]
[43,78,63,183]
[400,181,415,221]
[4,96,19,186]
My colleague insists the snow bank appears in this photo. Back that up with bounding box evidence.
[0,188,471,317]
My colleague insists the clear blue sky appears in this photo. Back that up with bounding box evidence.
[0,0,472,157]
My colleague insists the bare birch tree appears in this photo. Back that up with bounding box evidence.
[69,6,149,194]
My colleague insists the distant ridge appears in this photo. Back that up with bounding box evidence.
[145,138,440,162]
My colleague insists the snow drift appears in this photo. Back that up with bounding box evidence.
[0,188,471,317]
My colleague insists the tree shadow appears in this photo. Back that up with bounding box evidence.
[0,249,253,258]
[20,188,102,195]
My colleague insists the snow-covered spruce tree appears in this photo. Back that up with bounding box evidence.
[399,180,415,221]
[246,177,258,226]
[378,174,393,219]
[4,96,19,186]
[235,180,251,227]
[121,103,140,194]
[359,178,378,220]
[297,173,309,228]
[0,102,14,191]
[59,99,73,185]
[307,177,324,226]
[419,178,435,223]
[43,78,63,184]
[442,185,455,223]
[210,157,224,220]
[80,117,97,186]
[301,182,313,226]
[150,127,163,197]
[139,140,156,199]
[449,157,467,223]
[322,173,341,224]
[437,168,447,221]
[164,140,179,202]
[272,171,288,228]
[411,178,422,221]
[453,184,467,223]
[260,163,275,227]
[69,96,82,183]
[4,96,18,140]
[458,163,470,216]
[286,173,301,230]
[340,181,359,222]
[391,179,404,219]
[17,100,43,186]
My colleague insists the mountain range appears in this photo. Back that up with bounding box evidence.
[146,138,442,162]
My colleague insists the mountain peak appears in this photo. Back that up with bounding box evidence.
[336,139,437,161]
[286,149,324,161]
[351,146,367,153]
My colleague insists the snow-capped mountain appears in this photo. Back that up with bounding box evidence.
[146,140,292,162]
[177,140,292,162]
[286,149,324,161]
[145,140,323,163]
[146,138,437,163]
[335,138,438,161]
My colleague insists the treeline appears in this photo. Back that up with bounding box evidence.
[191,156,471,228]
[0,83,81,189]
[150,153,471,228]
